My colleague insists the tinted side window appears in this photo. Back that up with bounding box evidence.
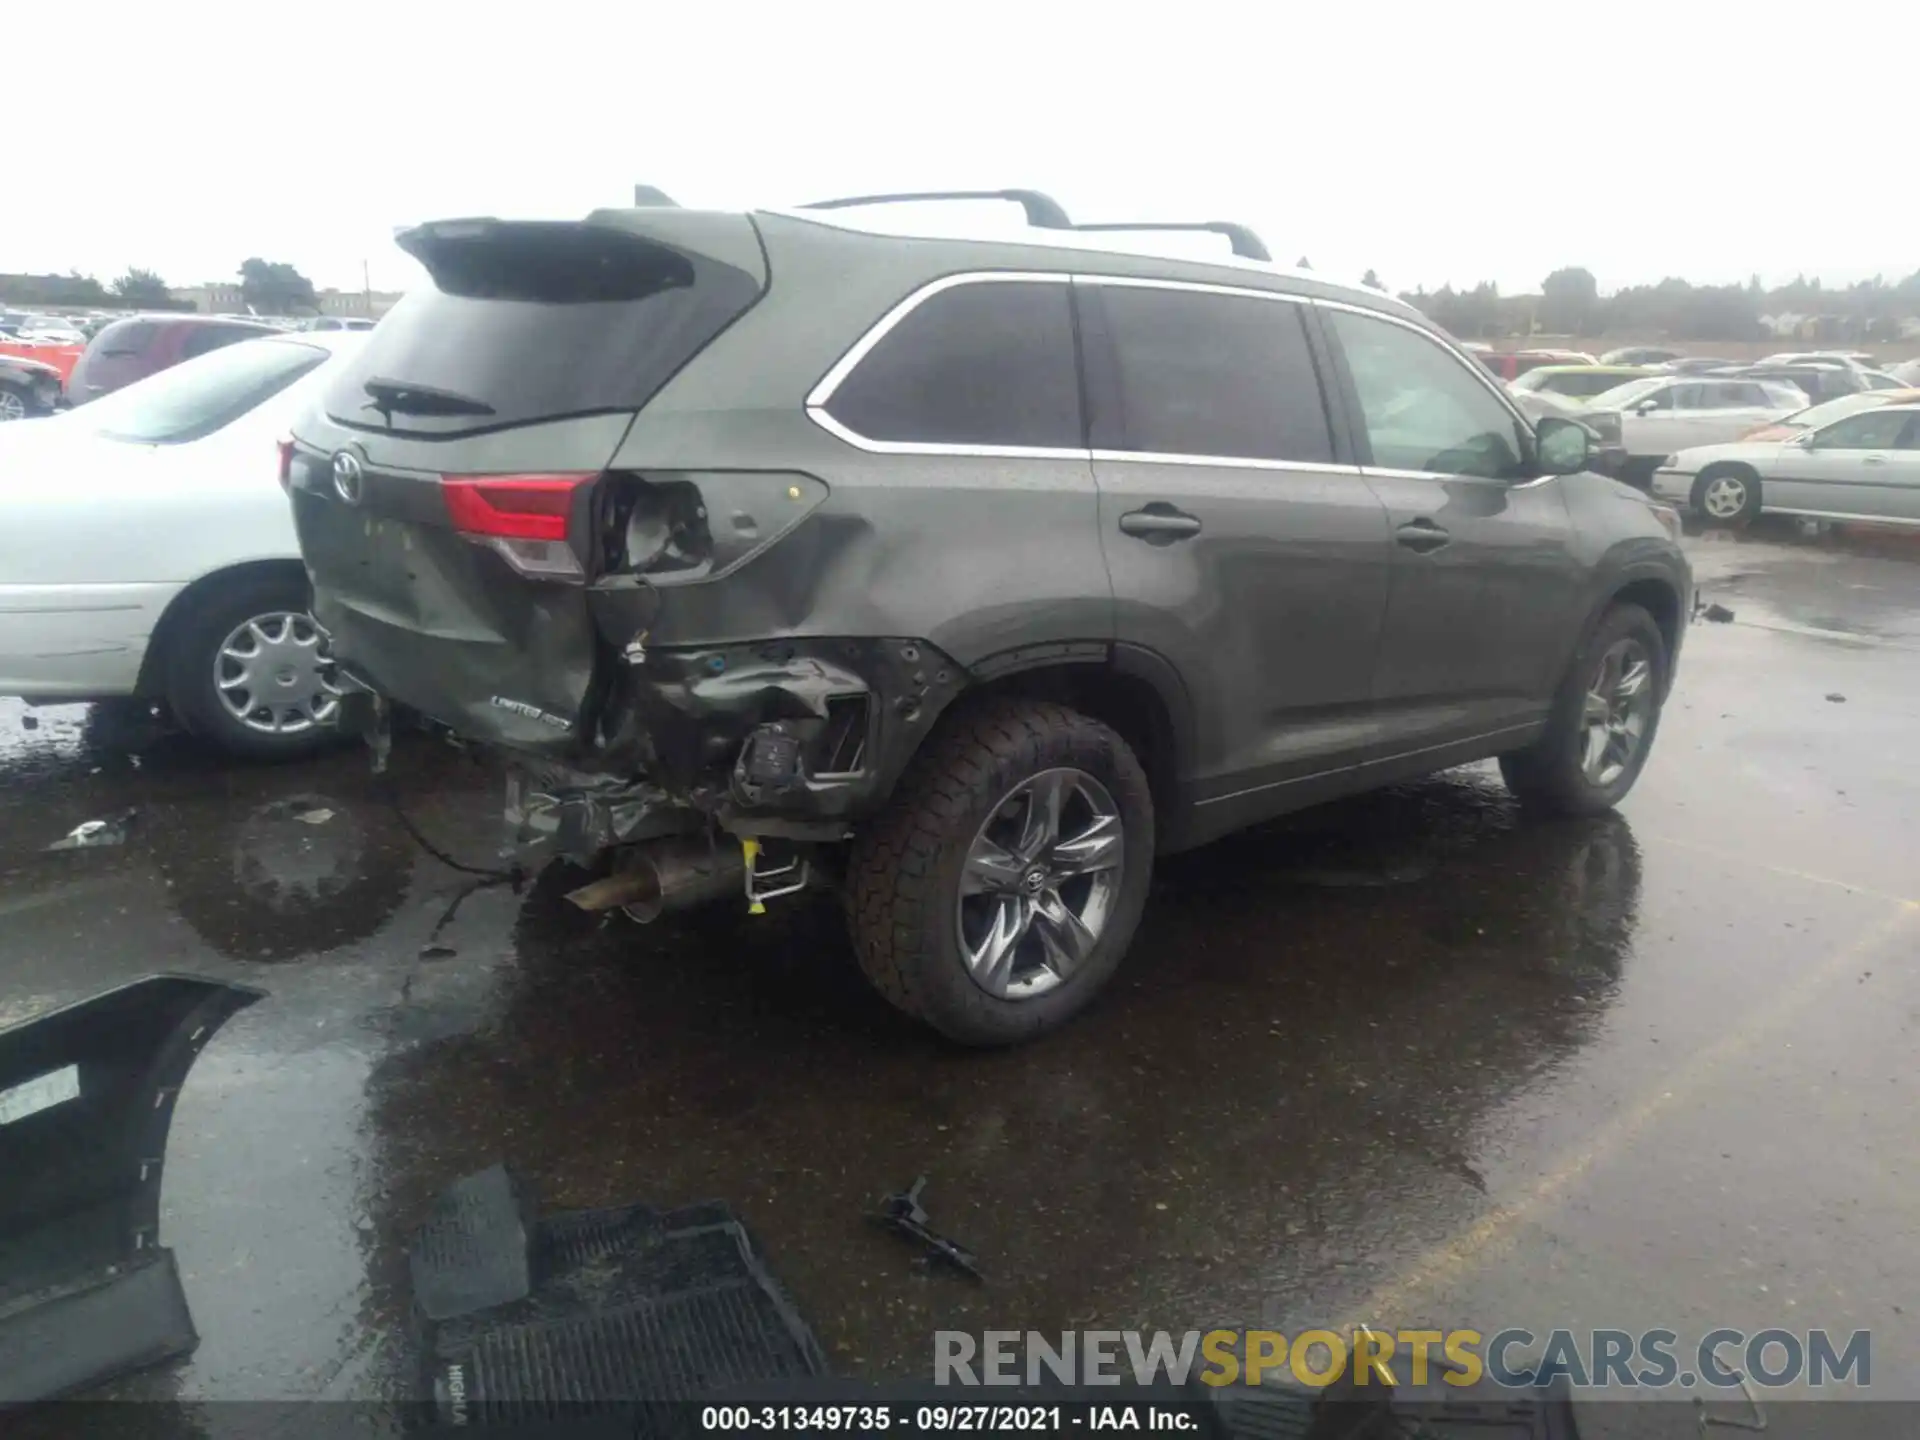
[1095,286,1332,463]
[1586,372,1637,396]
[76,339,326,446]
[823,280,1082,449]
[1565,372,1627,398]
[182,324,263,359]
[1327,308,1526,479]
[1813,411,1910,449]
[96,320,158,356]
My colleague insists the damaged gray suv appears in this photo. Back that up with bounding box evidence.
[288,191,1691,1046]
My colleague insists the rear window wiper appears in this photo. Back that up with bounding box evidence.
[361,375,496,423]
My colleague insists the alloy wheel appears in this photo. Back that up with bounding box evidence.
[955,767,1124,1000]
[213,611,341,735]
[1580,638,1655,786]
[0,389,27,422]
[1701,474,1749,519]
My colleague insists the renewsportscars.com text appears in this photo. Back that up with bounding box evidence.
[934,1328,1871,1392]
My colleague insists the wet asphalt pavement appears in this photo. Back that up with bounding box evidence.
[2,521,1917,1434]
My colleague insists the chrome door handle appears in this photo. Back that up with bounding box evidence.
[1395,519,1451,553]
[1118,505,1202,543]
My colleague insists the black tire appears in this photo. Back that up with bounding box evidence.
[846,698,1155,1046]
[163,571,342,761]
[1690,464,1762,525]
[1500,603,1669,818]
[0,380,35,423]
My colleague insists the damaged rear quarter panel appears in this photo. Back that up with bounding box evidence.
[574,215,1120,823]
[597,213,1116,662]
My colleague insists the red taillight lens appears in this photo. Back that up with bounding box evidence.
[277,435,295,493]
[441,474,592,541]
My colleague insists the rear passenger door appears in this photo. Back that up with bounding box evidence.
[1319,303,1584,745]
[1077,279,1395,833]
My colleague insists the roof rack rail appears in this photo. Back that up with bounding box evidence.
[799,189,1073,230]
[1072,221,1272,262]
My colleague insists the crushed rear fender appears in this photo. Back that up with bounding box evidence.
[0,975,262,1406]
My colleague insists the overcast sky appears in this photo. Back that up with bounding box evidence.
[12,2,1915,299]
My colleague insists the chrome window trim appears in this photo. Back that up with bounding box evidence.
[1071,273,1308,305]
[1314,296,1559,487]
[809,402,1091,461]
[804,271,1069,411]
[810,270,1510,472]
[1313,296,1535,429]
[1364,464,1559,493]
[1091,448,1356,477]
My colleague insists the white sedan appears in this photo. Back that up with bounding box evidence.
[1652,402,1920,526]
[0,332,363,756]
[1578,374,1808,488]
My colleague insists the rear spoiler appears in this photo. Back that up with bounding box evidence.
[0,975,262,1406]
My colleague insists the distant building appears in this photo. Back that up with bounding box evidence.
[315,287,404,320]
[167,283,403,319]
[169,283,246,314]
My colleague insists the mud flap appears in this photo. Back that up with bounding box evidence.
[0,975,263,1406]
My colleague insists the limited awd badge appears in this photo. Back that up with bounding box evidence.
[489,695,571,730]
[332,448,366,505]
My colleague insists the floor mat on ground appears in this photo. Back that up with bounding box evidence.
[410,1165,827,1427]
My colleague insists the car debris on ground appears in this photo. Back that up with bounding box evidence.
[871,1176,985,1281]
[43,810,136,851]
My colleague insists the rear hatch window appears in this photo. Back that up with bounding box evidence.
[321,219,763,437]
[77,337,327,445]
[294,217,765,755]
[69,318,161,399]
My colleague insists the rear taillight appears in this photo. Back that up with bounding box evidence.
[277,435,295,493]
[442,473,595,581]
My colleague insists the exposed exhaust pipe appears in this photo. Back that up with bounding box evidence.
[564,837,745,922]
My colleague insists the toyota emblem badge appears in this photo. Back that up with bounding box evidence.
[331,450,365,505]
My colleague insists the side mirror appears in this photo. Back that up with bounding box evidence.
[1634,399,1661,415]
[1535,416,1593,476]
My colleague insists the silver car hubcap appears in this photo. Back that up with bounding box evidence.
[1702,475,1748,518]
[0,390,27,422]
[956,767,1124,1000]
[214,611,341,735]
[1580,638,1655,786]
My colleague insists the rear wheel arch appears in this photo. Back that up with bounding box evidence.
[135,558,312,696]
[955,644,1194,848]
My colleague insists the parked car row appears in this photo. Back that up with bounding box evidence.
[0,312,88,345]
[1476,346,1914,492]
[0,313,290,418]
[1653,394,1920,527]
[0,353,66,421]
